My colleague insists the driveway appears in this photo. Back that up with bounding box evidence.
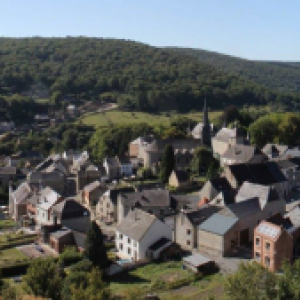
[17,244,57,258]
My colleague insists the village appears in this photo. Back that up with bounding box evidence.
[0,100,298,298]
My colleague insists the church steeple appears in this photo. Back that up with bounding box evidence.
[201,98,211,147]
[203,98,209,126]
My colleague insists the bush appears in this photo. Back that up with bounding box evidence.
[69,259,93,273]
[0,261,31,277]
[58,247,82,267]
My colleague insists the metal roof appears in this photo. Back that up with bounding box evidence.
[183,253,213,268]
[199,213,238,236]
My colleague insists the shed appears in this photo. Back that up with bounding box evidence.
[183,253,215,273]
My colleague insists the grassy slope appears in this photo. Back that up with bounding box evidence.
[80,110,222,128]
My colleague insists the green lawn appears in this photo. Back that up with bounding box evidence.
[80,110,222,128]
[0,248,28,266]
[109,261,224,299]
[0,219,17,230]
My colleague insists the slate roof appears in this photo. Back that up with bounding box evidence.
[172,170,189,182]
[236,181,280,209]
[227,162,286,185]
[149,237,172,251]
[219,198,261,219]
[222,145,264,163]
[210,177,232,191]
[119,189,170,208]
[52,199,89,219]
[262,144,288,156]
[213,128,242,142]
[184,205,221,226]
[0,167,17,175]
[199,213,238,236]
[285,205,300,227]
[115,209,157,241]
[39,187,61,211]
[50,227,73,239]
[275,160,297,170]
[107,187,135,205]
[13,182,32,204]
[105,157,120,168]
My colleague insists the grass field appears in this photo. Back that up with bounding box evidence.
[0,248,28,266]
[109,261,224,299]
[0,219,17,230]
[80,110,222,128]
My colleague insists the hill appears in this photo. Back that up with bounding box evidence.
[0,37,299,112]
[167,47,300,95]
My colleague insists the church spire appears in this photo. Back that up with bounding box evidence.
[203,98,209,126]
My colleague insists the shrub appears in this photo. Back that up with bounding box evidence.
[58,247,82,267]
[69,259,93,273]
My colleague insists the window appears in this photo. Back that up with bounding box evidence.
[255,237,260,246]
[186,240,190,246]
[128,237,131,243]
[119,243,123,250]
[119,233,123,239]
[265,256,270,266]
[187,229,191,235]
[255,252,261,260]
[265,242,270,251]
[128,247,131,255]
[107,203,110,208]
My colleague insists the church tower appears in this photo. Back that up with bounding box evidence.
[201,99,211,147]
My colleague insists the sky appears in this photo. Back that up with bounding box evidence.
[0,0,299,60]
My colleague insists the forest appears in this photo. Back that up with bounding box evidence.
[0,37,299,114]
[169,47,300,95]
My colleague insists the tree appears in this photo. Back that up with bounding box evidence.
[206,158,221,180]
[159,145,175,183]
[191,146,214,176]
[70,268,112,300]
[84,221,108,269]
[23,258,62,300]
[221,105,240,125]
[225,262,277,300]
[50,91,63,108]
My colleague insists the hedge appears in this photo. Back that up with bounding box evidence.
[0,237,37,250]
[0,260,31,277]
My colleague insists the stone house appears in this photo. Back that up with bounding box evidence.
[174,205,220,251]
[81,180,107,208]
[212,127,245,157]
[115,209,172,260]
[253,221,293,272]
[103,157,120,180]
[129,136,156,158]
[220,145,267,167]
[75,163,100,193]
[168,170,190,189]
[96,187,135,223]
[224,162,289,198]
[275,159,300,189]
[117,189,174,224]
[199,177,232,202]
[9,182,32,221]
[198,182,285,256]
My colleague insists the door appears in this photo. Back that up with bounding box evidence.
[240,229,249,246]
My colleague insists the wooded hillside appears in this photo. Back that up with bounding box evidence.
[0,37,299,112]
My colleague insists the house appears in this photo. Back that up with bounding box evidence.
[119,157,133,177]
[253,220,293,272]
[0,167,18,185]
[129,136,155,158]
[174,205,220,251]
[48,199,90,253]
[75,163,100,193]
[224,162,289,198]
[262,144,288,159]
[275,159,300,189]
[198,182,285,256]
[81,181,107,208]
[117,189,174,223]
[168,170,190,188]
[36,187,63,225]
[199,177,233,202]
[103,157,120,180]
[115,209,172,260]
[220,145,266,166]
[96,187,135,224]
[212,127,245,157]
[9,182,32,221]
[7,151,43,168]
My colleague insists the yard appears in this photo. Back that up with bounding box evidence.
[80,110,222,128]
[0,248,28,266]
[0,219,17,230]
[109,261,225,299]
